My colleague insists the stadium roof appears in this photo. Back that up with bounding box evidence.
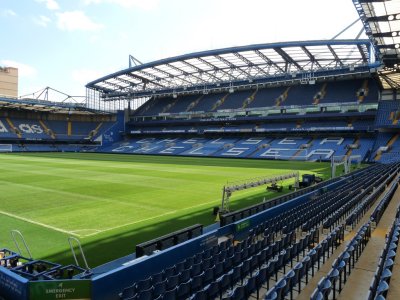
[0,97,110,114]
[353,0,400,89]
[87,39,379,100]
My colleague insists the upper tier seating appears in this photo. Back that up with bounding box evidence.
[217,90,253,110]
[131,117,375,135]
[133,79,380,116]
[375,100,400,127]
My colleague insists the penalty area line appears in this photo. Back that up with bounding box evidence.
[0,209,81,238]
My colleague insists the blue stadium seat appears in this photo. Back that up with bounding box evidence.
[152,280,167,299]
[136,286,153,300]
[189,289,207,300]
[204,281,219,299]
[217,273,232,298]
[177,280,191,299]
[162,287,177,300]
[166,273,180,290]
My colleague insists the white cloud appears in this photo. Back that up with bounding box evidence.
[89,35,100,44]
[71,69,103,85]
[0,60,37,78]
[56,11,103,31]
[36,0,60,10]
[2,9,17,17]
[33,15,51,27]
[83,0,159,10]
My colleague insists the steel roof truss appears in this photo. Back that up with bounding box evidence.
[214,55,251,78]
[301,46,322,69]
[327,45,344,67]
[196,57,236,81]
[233,52,270,77]
[273,47,303,72]
[254,49,286,74]
[181,60,222,83]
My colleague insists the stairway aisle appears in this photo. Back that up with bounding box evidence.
[295,180,399,300]
[338,182,400,299]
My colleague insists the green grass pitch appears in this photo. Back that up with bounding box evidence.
[0,153,332,267]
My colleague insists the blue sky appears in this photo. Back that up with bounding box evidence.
[1,0,366,101]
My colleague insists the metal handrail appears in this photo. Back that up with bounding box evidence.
[10,230,32,259]
[68,237,90,272]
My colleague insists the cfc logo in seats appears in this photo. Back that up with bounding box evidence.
[18,124,44,134]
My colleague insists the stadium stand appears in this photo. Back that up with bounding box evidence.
[132,79,380,117]
[368,207,400,299]
[2,2,400,298]
[0,103,122,154]
[375,100,400,128]
[112,163,399,300]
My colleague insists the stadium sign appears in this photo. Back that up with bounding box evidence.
[29,280,91,300]
[235,219,251,232]
[0,270,28,300]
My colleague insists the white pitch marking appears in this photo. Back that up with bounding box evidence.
[81,184,281,237]
[70,229,101,235]
[82,209,179,237]
[0,209,80,237]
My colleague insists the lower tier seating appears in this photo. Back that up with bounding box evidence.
[116,163,400,300]
[99,135,380,162]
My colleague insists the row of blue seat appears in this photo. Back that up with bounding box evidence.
[264,165,400,300]
[120,205,314,299]
[368,202,400,300]
[262,165,379,235]
[311,175,400,300]
[321,170,388,231]
[371,181,399,225]
[220,176,341,226]
[265,224,345,300]
[119,163,397,300]
[134,79,379,116]
[260,165,396,299]
[301,164,392,232]
[121,227,315,299]
[119,239,232,298]
[308,173,400,300]
[310,222,372,300]
[345,169,400,229]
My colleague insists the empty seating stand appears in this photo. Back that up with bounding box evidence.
[368,193,400,300]
[116,163,399,300]
[308,175,400,300]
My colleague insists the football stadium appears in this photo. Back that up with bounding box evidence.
[1,0,400,299]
